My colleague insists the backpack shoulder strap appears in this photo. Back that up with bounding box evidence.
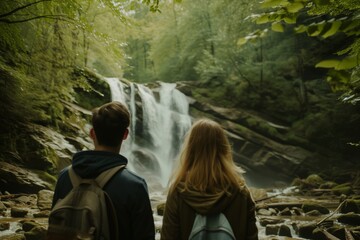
[68,165,126,188]
[96,165,126,188]
[68,166,84,187]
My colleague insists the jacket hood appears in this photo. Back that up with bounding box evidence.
[176,182,239,215]
[72,150,128,178]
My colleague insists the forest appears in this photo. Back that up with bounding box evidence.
[0,0,360,239]
[0,0,359,154]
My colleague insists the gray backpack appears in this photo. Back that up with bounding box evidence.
[46,165,125,240]
[189,213,236,240]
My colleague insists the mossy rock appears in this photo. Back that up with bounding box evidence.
[340,199,360,214]
[302,203,329,214]
[332,183,352,196]
[305,174,324,186]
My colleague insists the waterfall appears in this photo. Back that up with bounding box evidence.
[104,78,192,189]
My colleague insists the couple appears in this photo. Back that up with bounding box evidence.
[51,101,258,240]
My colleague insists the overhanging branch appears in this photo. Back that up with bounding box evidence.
[0,0,52,19]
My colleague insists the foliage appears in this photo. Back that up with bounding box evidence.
[241,0,360,103]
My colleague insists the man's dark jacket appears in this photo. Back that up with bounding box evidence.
[52,150,155,240]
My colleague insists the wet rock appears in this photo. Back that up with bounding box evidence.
[332,183,352,196]
[279,224,292,237]
[291,207,303,215]
[22,221,39,232]
[337,213,360,226]
[259,217,285,227]
[0,234,26,239]
[306,174,324,186]
[278,207,292,216]
[0,222,10,231]
[298,222,317,239]
[33,210,50,218]
[11,207,28,218]
[306,210,322,216]
[312,227,330,240]
[257,208,273,216]
[0,201,6,212]
[340,199,360,214]
[157,203,165,216]
[37,190,53,211]
[302,203,329,214]
[265,224,279,235]
[319,181,337,189]
[24,226,46,240]
[0,162,52,194]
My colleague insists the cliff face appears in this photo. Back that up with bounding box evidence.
[176,81,360,187]
[0,78,359,194]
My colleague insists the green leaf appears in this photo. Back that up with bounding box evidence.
[295,25,307,33]
[286,2,304,13]
[313,0,331,6]
[315,59,340,68]
[284,15,297,24]
[307,22,325,36]
[321,21,342,38]
[256,14,270,24]
[271,22,284,32]
[237,37,248,46]
[261,0,289,8]
[336,56,358,70]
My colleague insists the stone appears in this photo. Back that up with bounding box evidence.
[298,223,317,239]
[340,199,360,214]
[23,226,46,240]
[0,222,10,231]
[33,210,50,218]
[337,213,360,226]
[279,224,292,237]
[259,217,285,227]
[0,201,6,212]
[279,207,292,216]
[37,190,54,210]
[302,203,329,214]
[265,224,279,235]
[11,207,28,218]
[257,208,273,216]
[306,210,322,216]
[22,221,39,232]
[156,203,165,216]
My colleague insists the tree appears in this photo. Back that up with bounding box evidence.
[241,0,360,104]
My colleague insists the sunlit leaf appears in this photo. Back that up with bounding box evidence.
[294,24,307,33]
[271,22,284,32]
[261,0,289,8]
[315,59,340,68]
[256,14,270,24]
[284,15,297,24]
[336,56,358,70]
[322,21,342,38]
[237,37,248,46]
[286,2,304,13]
[307,22,325,36]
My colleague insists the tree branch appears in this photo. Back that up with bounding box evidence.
[0,0,52,19]
[0,15,74,24]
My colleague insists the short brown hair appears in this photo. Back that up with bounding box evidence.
[92,101,130,147]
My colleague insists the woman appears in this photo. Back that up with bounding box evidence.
[161,118,258,240]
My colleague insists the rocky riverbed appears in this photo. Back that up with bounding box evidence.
[0,174,359,240]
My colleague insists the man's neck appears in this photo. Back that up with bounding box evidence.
[94,145,120,154]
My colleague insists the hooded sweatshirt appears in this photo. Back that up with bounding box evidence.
[161,182,258,240]
[52,150,155,240]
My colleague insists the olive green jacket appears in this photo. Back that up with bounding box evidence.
[161,182,258,240]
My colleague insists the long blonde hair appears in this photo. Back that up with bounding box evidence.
[169,118,245,194]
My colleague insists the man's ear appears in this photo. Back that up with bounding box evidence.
[90,128,96,140]
[123,129,129,140]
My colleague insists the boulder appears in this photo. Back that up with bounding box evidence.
[259,217,285,227]
[340,199,360,214]
[337,213,360,226]
[156,203,165,216]
[279,224,292,237]
[302,203,329,214]
[0,162,52,194]
[37,190,53,211]
[11,207,28,218]
[298,223,317,239]
[265,224,279,235]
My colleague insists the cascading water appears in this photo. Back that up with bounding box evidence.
[104,78,192,190]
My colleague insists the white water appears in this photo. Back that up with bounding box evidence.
[104,78,192,189]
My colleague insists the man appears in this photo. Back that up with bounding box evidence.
[51,101,155,240]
